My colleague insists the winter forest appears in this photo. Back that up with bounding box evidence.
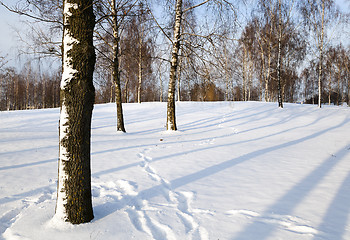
[0,0,349,112]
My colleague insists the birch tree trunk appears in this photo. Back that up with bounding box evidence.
[348,76,350,106]
[110,73,114,103]
[112,0,126,132]
[56,0,95,224]
[124,78,129,103]
[248,59,253,101]
[277,0,283,108]
[177,53,182,102]
[328,78,331,105]
[266,42,272,102]
[160,74,163,102]
[258,42,267,101]
[242,47,247,101]
[318,0,325,108]
[167,0,183,131]
[346,61,350,106]
[42,78,46,109]
[25,76,29,109]
[137,22,143,104]
[224,45,229,101]
[158,63,163,102]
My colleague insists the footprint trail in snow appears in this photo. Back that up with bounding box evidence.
[136,148,210,240]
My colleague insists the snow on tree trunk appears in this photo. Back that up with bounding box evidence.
[167,0,183,131]
[56,0,95,224]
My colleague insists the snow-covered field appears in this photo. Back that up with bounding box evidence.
[0,101,349,240]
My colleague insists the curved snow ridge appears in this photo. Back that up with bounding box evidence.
[92,164,179,240]
[0,208,26,237]
[136,148,211,240]
[133,148,177,239]
[138,148,174,202]
[126,205,177,240]
[226,209,318,235]
[226,209,261,218]
[262,214,318,235]
[3,228,32,240]
[1,182,56,236]
[174,191,210,240]
[92,178,138,203]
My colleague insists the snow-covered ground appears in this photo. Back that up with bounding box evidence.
[0,101,350,240]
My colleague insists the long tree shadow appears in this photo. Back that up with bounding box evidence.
[232,145,350,240]
[0,145,56,158]
[0,135,56,144]
[92,161,141,177]
[1,103,348,235]
[91,102,327,158]
[91,109,341,182]
[124,111,333,168]
[0,184,55,205]
[0,109,347,240]
[179,106,275,133]
[94,116,349,222]
[4,107,345,207]
[314,165,350,239]
[0,158,56,171]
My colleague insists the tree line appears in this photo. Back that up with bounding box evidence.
[0,64,60,110]
[1,0,349,112]
[3,39,347,112]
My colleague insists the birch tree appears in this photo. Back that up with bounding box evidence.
[324,44,349,105]
[166,0,183,130]
[300,0,340,108]
[163,0,235,130]
[94,0,142,132]
[111,0,126,132]
[255,0,278,102]
[276,0,283,108]
[56,0,96,224]
[237,23,256,102]
[345,48,350,106]
[137,3,147,103]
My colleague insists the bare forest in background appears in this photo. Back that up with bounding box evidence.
[0,0,349,111]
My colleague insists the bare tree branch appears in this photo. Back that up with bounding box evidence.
[183,0,210,13]
[0,1,63,25]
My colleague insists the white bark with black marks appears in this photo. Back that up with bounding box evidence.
[167,0,183,131]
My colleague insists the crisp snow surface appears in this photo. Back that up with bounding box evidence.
[0,101,350,240]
